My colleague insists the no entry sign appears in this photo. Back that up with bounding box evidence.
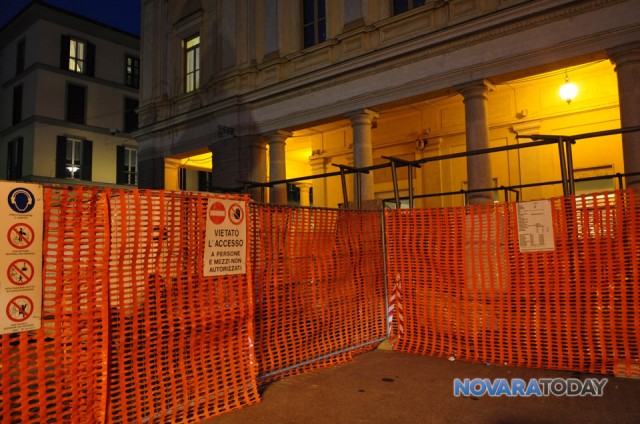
[203,198,247,276]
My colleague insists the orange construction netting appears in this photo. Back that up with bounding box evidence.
[106,190,260,423]
[385,189,640,377]
[1,186,109,423]
[4,185,639,423]
[0,187,261,423]
[249,205,388,383]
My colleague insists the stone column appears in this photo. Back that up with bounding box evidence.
[267,130,291,205]
[248,135,269,201]
[296,182,312,207]
[608,42,640,191]
[456,80,494,205]
[347,109,379,202]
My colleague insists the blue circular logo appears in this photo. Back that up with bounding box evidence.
[8,188,36,213]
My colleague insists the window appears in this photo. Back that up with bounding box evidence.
[303,0,326,48]
[16,38,25,75]
[117,146,138,185]
[185,35,200,93]
[124,97,139,133]
[393,0,427,15]
[7,137,23,180]
[125,55,140,88]
[66,83,86,124]
[60,35,95,76]
[13,85,23,125]
[56,136,92,180]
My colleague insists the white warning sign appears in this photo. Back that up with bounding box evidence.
[203,198,247,276]
[516,200,556,252]
[1,181,43,335]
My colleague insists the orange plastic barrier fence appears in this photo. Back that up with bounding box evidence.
[249,205,387,382]
[1,187,109,423]
[6,185,638,423]
[386,189,640,377]
[1,188,260,424]
[106,190,259,422]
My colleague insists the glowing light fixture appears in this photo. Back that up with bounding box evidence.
[559,71,578,104]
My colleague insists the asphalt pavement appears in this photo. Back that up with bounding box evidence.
[204,348,640,424]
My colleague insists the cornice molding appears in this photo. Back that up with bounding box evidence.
[243,0,630,109]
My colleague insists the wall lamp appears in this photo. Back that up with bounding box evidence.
[559,70,578,104]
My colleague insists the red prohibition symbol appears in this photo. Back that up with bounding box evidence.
[7,223,35,249]
[228,203,245,225]
[7,259,34,286]
[209,201,227,225]
[7,295,34,322]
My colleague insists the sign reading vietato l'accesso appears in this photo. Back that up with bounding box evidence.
[0,181,43,335]
[203,198,247,277]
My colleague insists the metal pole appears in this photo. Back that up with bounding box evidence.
[356,171,362,209]
[408,164,414,208]
[557,137,569,196]
[565,138,576,195]
[339,167,349,208]
[390,161,400,209]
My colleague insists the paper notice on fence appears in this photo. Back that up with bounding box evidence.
[204,198,247,276]
[516,200,555,252]
[0,181,43,335]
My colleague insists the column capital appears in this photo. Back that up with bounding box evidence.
[264,130,292,147]
[455,79,495,100]
[345,108,379,124]
[607,42,640,66]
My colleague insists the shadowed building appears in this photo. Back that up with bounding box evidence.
[136,0,640,207]
[0,1,140,188]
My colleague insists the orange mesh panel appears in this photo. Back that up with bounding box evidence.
[250,205,387,382]
[107,190,260,423]
[386,190,640,377]
[0,187,109,423]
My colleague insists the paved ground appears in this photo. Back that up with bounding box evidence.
[206,348,640,424]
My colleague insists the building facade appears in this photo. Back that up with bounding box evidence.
[0,1,140,188]
[136,0,640,207]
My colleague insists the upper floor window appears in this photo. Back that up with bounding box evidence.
[56,136,92,180]
[117,146,138,185]
[66,83,86,124]
[16,38,25,75]
[125,55,140,88]
[69,38,85,73]
[303,0,326,48]
[393,0,427,15]
[124,97,139,133]
[6,137,24,180]
[185,35,200,93]
[60,35,95,76]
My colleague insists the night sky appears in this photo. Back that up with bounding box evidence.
[0,0,141,35]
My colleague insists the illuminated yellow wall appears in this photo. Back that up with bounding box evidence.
[289,60,622,208]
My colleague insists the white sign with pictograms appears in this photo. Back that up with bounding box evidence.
[0,182,43,334]
[203,198,247,276]
[516,200,556,252]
